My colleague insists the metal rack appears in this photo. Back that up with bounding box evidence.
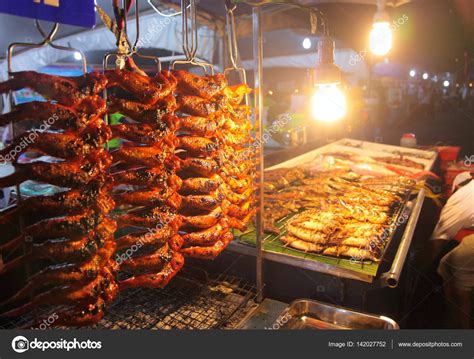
[0,266,257,330]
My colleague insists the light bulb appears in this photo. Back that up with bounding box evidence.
[369,21,392,56]
[74,51,82,60]
[409,69,416,77]
[422,72,429,80]
[302,37,312,50]
[311,84,346,122]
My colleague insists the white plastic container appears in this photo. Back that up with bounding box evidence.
[400,133,417,148]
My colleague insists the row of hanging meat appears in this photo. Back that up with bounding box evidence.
[0,68,255,327]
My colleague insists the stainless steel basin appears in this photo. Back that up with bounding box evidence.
[279,299,399,330]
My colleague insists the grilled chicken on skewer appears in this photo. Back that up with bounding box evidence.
[108,96,177,123]
[1,274,107,317]
[180,191,225,211]
[181,231,233,259]
[115,225,175,251]
[0,96,106,131]
[0,121,111,162]
[0,149,111,189]
[0,219,116,274]
[179,176,222,195]
[176,94,228,117]
[0,210,108,256]
[173,70,227,99]
[114,187,182,209]
[0,71,107,106]
[117,206,182,230]
[0,182,114,225]
[0,254,108,307]
[118,252,184,290]
[178,116,217,137]
[112,143,175,167]
[113,166,182,189]
[120,243,173,273]
[110,120,176,144]
[180,205,227,229]
[182,221,228,247]
[105,69,176,104]
[177,136,219,157]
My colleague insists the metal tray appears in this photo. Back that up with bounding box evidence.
[279,299,399,330]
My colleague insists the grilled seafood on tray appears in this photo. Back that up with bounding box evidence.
[262,167,414,262]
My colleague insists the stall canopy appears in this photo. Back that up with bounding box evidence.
[0,10,217,81]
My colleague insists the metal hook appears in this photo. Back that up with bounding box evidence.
[171,0,215,75]
[223,3,249,104]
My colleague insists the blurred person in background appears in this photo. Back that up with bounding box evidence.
[431,172,474,328]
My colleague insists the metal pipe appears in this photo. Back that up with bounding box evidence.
[382,188,426,288]
[252,6,264,303]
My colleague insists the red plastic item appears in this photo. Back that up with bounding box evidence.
[437,146,461,162]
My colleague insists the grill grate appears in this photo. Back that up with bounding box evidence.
[0,267,256,330]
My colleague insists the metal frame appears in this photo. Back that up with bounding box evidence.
[171,0,214,74]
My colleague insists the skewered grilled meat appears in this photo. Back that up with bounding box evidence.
[0,254,109,307]
[177,136,220,157]
[0,71,107,106]
[112,143,175,167]
[113,166,182,188]
[0,121,111,161]
[0,96,106,131]
[182,221,228,247]
[177,157,220,177]
[108,96,177,123]
[110,120,176,144]
[117,206,182,230]
[105,69,176,104]
[118,252,184,290]
[179,176,222,195]
[0,150,111,189]
[120,242,173,273]
[115,225,175,251]
[0,218,116,273]
[180,205,227,229]
[173,70,227,99]
[0,182,114,225]
[0,211,113,258]
[223,84,252,105]
[177,94,228,117]
[1,274,107,317]
[180,191,225,211]
[181,231,233,259]
[178,116,217,137]
[114,187,182,209]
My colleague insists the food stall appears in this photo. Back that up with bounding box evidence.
[0,0,440,330]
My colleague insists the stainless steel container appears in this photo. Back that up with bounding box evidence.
[279,299,399,330]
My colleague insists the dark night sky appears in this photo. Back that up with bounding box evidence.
[317,0,473,72]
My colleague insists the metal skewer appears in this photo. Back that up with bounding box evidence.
[171,0,214,75]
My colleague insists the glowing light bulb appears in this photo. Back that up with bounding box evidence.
[74,51,82,60]
[302,37,312,50]
[443,80,450,87]
[311,84,346,122]
[409,69,416,77]
[369,21,392,56]
[422,72,429,80]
